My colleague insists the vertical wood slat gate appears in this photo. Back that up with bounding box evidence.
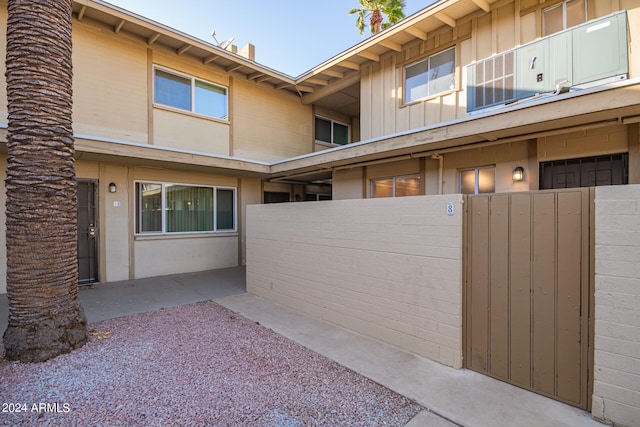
[464,189,592,409]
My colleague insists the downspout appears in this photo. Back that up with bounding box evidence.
[432,153,443,195]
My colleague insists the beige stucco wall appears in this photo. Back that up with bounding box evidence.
[232,78,313,162]
[331,125,632,199]
[72,19,148,144]
[134,235,238,278]
[246,196,465,367]
[592,184,640,426]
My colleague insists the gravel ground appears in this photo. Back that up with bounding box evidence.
[0,300,421,426]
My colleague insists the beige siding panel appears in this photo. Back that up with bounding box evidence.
[360,65,373,141]
[73,23,148,143]
[425,98,441,126]
[383,56,397,136]
[366,159,420,180]
[408,102,425,130]
[134,236,238,278]
[370,62,385,139]
[520,11,537,45]
[496,2,516,54]
[99,163,131,282]
[153,108,230,155]
[238,178,262,265]
[333,168,364,200]
[622,2,640,78]
[593,184,640,426]
[476,13,493,60]
[233,78,312,162]
[538,125,629,162]
[442,141,531,194]
[246,196,464,367]
[133,167,237,187]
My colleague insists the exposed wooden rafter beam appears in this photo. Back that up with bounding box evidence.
[380,39,402,52]
[435,13,456,28]
[275,82,293,90]
[203,54,219,65]
[471,0,491,13]
[176,44,191,55]
[114,19,125,34]
[357,51,380,61]
[305,77,329,86]
[339,61,360,71]
[148,32,161,45]
[256,75,272,83]
[296,85,314,93]
[320,69,344,79]
[248,72,265,80]
[405,26,427,40]
[77,5,86,21]
[227,63,243,73]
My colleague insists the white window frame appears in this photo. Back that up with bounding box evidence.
[370,174,421,198]
[153,65,228,120]
[404,46,456,104]
[542,0,588,36]
[135,180,237,235]
[458,166,496,194]
[314,116,350,146]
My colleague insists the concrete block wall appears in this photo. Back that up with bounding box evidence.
[593,184,640,426]
[246,195,464,368]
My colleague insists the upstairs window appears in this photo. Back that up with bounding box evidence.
[315,116,349,145]
[404,47,456,103]
[543,0,587,36]
[154,67,228,120]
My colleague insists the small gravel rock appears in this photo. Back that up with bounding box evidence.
[1,300,421,426]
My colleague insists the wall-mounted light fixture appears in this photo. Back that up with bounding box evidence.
[512,166,525,182]
[108,182,117,193]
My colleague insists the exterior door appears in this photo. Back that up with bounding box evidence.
[464,189,592,409]
[77,179,98,284]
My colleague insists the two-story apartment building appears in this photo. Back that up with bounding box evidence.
[1,0,639,425]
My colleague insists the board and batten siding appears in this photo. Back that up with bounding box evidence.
[359,0,640,142]
[246,196,464,367]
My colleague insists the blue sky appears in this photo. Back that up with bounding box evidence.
[106,0,436,77]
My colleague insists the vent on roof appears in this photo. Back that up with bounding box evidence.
[467,10,629,113]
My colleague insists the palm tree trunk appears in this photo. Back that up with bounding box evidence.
[3,0,88,362]
[371,8,383,34]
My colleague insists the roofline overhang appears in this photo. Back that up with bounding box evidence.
[270,78,640,179]
[0,79,637,180]
[295,0,452,82]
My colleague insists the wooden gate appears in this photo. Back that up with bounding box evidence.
[464,189,593,409]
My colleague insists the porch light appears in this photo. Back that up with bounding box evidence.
[109,182,117,193]
[512,166,525,182]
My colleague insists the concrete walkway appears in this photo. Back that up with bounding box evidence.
[0,267,603,427]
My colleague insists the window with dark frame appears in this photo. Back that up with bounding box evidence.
[135,182,236,234]
[315,116,349,145]
[539,154,628,189]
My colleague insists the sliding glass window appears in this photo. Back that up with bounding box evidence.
[136,182,236,234]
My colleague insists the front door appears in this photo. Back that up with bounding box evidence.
[77,179,98,284]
